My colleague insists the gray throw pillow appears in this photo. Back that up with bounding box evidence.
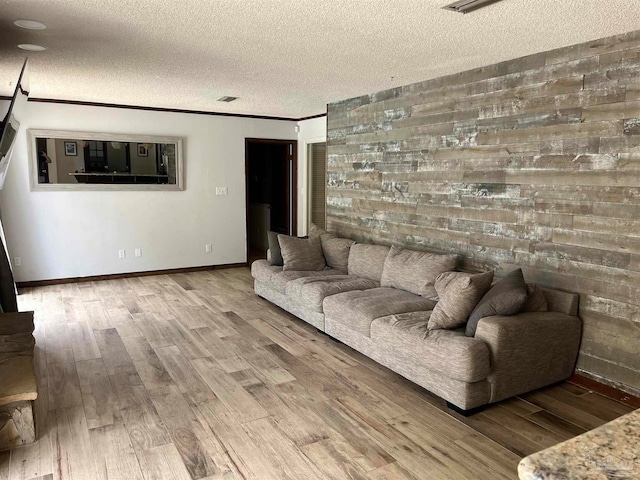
[428,271,494,330]
[320,234,355,273]
[278,235,326,271]
[466,269,528,337]
[267,231,284,266]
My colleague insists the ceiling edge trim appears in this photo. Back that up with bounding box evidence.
[298,112,327,121]
[25,97,327,122]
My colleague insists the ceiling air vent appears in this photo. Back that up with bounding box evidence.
[443,0,503,13]
[217,96,238,102]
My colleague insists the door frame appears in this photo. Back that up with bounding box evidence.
[244,138,298,262]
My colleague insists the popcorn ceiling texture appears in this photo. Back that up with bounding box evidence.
[1,0,640,117]
[326,29,640,396]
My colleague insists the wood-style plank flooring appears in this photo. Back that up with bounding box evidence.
[1,267,633,480]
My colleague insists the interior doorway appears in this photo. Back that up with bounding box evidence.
[245,138,297,263]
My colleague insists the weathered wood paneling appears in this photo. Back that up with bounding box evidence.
[327,30,640,396]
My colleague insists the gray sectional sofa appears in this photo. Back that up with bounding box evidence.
[251,239,582,412]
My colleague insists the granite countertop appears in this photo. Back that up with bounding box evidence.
[518,409,639,480]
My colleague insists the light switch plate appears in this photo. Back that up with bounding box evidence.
[216,187,228,196]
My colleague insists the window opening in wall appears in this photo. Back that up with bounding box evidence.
[85,141,108,172]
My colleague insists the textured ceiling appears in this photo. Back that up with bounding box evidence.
[1,0,640,119]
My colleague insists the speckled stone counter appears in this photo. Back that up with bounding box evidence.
[518,409,639,479]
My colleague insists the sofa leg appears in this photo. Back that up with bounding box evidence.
[446,402,485,417]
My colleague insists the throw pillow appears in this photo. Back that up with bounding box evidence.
[267,231,284,266]
[278,235,326,271]
[320,233,355,273]
[380,245,458,299]
[466,268,528,337]
[428,271,494,330]
[520,283,549,313]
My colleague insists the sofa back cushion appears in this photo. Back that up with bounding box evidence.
[308,223,327,239]
[380,245,458,299]
[466,268,528,337]
[321,234,355,273]
[278,235,326,271]
[347,244,390,282]
[540,287,579,316]
[520,283,548,313]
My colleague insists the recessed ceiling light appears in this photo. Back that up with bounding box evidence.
[217,96,238,102]
[14,19,47,30]
[18,44,47,51]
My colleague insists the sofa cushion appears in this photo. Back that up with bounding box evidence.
[251,259,283,283]
[267,231,284,266]
[380,246,458,299]
[278,235,326,271]
[371,312,491,383]
[520,283,549,313]
[466,268,528,337]
[347,244,390,282]
[308,223,327,239]
[323,287,436,337]
[428,271,494,330]
[270,269,343,294]
[320,234,355,273]
[286,275,379,313]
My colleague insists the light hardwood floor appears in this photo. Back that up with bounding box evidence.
[1,267,632,480]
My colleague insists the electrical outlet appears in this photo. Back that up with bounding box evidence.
[205,243,212,253]
[118,249,126,259]
[135,248,142,257]
[215,187,228,196]
[13,257,21,267]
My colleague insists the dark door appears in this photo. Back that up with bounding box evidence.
[245,138,297,262]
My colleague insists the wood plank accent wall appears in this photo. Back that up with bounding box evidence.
[326,30,640,396]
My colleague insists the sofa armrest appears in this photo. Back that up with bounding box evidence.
[475,311,582,403]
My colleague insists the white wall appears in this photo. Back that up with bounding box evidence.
[54,138,85,183]
[1,101,296,282]
[130,143,158,174]
[296,116,326,236]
